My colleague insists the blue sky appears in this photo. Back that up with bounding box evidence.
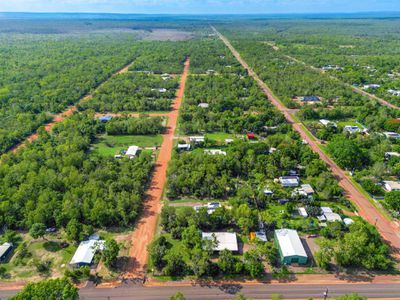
[0,0,399,14]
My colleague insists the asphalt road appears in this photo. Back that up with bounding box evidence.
[2,283,400,299]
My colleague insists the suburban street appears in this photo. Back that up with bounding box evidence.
[211,26,400,256]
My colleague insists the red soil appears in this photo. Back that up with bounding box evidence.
[126,58,190,277]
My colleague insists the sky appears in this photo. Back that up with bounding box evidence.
[0,0,399,14]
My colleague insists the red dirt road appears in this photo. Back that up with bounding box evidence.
[212,27,400,256]
[127,58,190,277]
[8,60,136,155]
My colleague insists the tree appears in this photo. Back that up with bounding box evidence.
[335,294,366,300]
[384,191,400,212]
[218,249,240,275]
[326,136,365,170]
[182,225,201,249]
[10,278,78,300]
[65,219,83,243]
[189,247,211,278]
[149,236,171,271]
[243,249,264,278]
[29,223,46,240]
[102,239,120,268]
[170,292,186,300]
[163,250,186,276]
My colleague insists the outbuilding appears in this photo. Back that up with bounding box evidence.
[383,181,400,192]
[279,176,300,188]
[274,229,308,265]
[189,136,205,144]
[198,103,209,108]
[126,145,140,158]
[98,115,113,123]
[69,238,105,267]
[0,242,13,263]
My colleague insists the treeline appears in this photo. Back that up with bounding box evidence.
[0,33,140,154]
[105,116,164,135]
[0,113,153,231]
[79,72,178,112]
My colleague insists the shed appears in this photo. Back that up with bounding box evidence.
[70,239,105,267]
[385,152,400,160]
[98,115,113,123]
[126,145,139,158]
[343,125,360,134]
[298,207,308,218]
[177,144,191,152]
[198,103,209,108]
[279,176,300,188]
[320,119,337,128]
[0,242,13,263]
[189,136,205,144]
[274,229,308,265]
[202,232,238,252]
[383,132,400,139]
[255,231,268,242]
[324,212,342,222]
[301,96,320,102]
[343,218,355,226]
[383,181,400,192]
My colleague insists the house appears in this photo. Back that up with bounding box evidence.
[388,89,400,96]
[324,212,342,222]
[247,132,255,140]
[195,202,221,214]
[177,144,191,152]
[343,218,355,226]
[383,132,400,139]
[279,176,300,188]
[320,119,337,128]
[189,136,205,144]
[0,242,13,263]
[321,207,333,214]
[298,207,308,218]
[278,198,290,205]
[363,84,381,90]
[263,188,273,196]
[383,181,400,192]
[198,103,209,108]
[206,69,216,74]
[299,96,321,103]
[225,139,234,144]
[343,125,360,134]
[322,65,342,71]
[98,115,113,123]
[126,145,139,158]
[161,73,171,80]
[204,149,227,156]
[202,232,238,252]
[274,229,308,265]
[385,152,400,160]
[69,238,105,267]
[300,184,315,197]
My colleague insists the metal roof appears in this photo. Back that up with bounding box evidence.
[0,242,12,258]
[70,239,105,265]
[275,229,307,258]
[202,232,238,252]
[126,145,139,157]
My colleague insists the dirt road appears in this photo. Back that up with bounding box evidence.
[8,59,137,154]
[212,26,400,255]
[127,58,190,277]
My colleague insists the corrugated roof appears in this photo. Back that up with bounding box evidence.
[275,229,307,258]
[202,232,238,251]
[126,145,139,156]
[70,239,105,265]
[0,242,12,258]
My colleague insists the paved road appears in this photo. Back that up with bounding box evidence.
[2,283,400,299]
[211,26,400,256]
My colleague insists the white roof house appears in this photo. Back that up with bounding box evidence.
[177,144,191,151]
[202,232,238,252]
[343,218,355,226]
[70,239,105,267]
[298,207,308,218]
[279,176,300,187]
[126,145,139,157]
[363,84,381,89]
[0,242,13,261]
[383,132,400,139]
[225,138,234,144]
[189,136,205,143]
[324,212,342,222]
[198,103,209,108]
[152,88,167,93]
[321,207,333,214]
[195,202,221,215]
[343,125,360,134]
[383,181,400,192]
[204,149,227,156]
[301,184,315,195]
[388,89,400,96]
[385,152,400,159]
[320,119,337,127]
[255,231,268,242]
[275,229,307,262]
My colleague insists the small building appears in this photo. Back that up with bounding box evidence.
[206,69,216,74]
[98,115,113,123]
[274,229,308,265]
[161,73,171,80]
[343,218,355,226]
[301,96,321,103]
[383,132,400,139]
[70,238,105,267]
[255,231,268,242]
[363,84,381,90]
[151,88,167,93]
[195,202,221,215]
[388,89,400,96]
[321,207,333,214]
[300,184,315,196]
[198,103,209,108]
[385,152,400,160]
[177,144,191,152]
[279,176,300,188]
[278,198,290,205]
[343,125,360,134]
[0,242,13,263]
[204,149,227,156]
[263,188,273,196]
[189,136,205,144]
[298,207,308,218]
[383,181,400,192]
[225,138,234,144]
[247,132,255,140]
[320,119,337,128]
[126,145,139,158]
[324,212,342,222]
[202,232,238,252]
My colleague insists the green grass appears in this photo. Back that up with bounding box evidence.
[206,132,236,142]
[337,121,362,128]
[93,134,163,156]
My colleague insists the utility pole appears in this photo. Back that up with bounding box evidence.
[323,288,329,300]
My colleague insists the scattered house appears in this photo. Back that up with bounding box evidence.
[343,218,355,226]
[247,132,255,140]
[45,227,56,233]
[198,103,209,108]
[388,89,400,96]
[126,145,140,158]
[204,149,227,156]
[322,65,342,71]
[206,69,216,74]
[255,231,268,242]
[343,125,360,134]
[202,232,238,252]
[263,188,274,196]
[69,237,105,267]
[298,207,308,218]
[278,198,290,205]
[161,73,171,80]
[195,202,221,214]
[300,184,315,197]
[383,132,400,139]
[274,229,308,265]
[177,144,191,152]
[363,84,381,90]
[98,115,113,123]
[279,176,300,188]
[321,207,333,214]
[225,138,234,144]
[152,88,167,93]
[0,242,13,263]
[189,136,205,144]
[263,126,278,132]
[385,152,400,160]
[298,96,321,103]
[324,212,342,222]
[143,70,153,75]
[383,181,400,192]
[269,147,277,154]
[320,119,337,128]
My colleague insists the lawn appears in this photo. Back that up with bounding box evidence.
[206,132,236,143]
[93,134,163,156]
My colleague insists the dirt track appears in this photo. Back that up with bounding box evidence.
[127,58,190,277]
[212,26,400,256]
[8,59,136,154]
